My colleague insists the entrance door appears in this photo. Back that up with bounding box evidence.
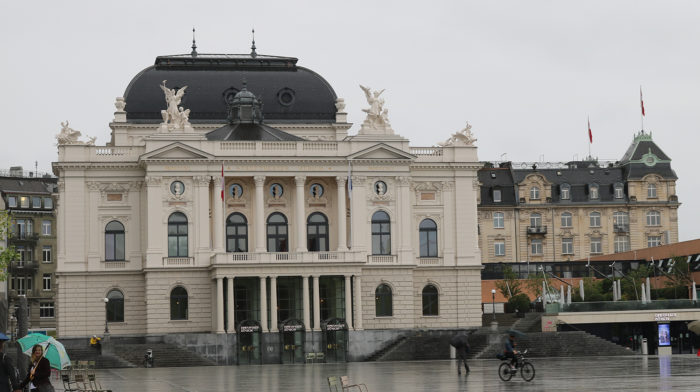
[237,320,262,365]
[282,330,304,364]
[322,318,348,363]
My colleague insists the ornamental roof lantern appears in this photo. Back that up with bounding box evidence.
[227,80,263,124]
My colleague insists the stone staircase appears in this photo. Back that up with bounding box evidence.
[371,330,466,362]
[65,347,135,368]
[109,343,217,368]
[477,331,635,359]
[365,336,407,361]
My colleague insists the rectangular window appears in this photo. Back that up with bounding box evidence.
[43,274,51,291]
[614,236,630,253]
[14,277,32,295]
[42,220,52,236]
[647,236,662,247]
[493,213,504,229]
[42,246,52,263]
[493,189,502,203]
[494,241,505,256]
[590,237,602,254]
[20,196,29,208]
[32,196,41,209]
[614,186,624,199]
[43,197,53,209]
[561,213,572,227]
[39,302,54,318]
[7,196,17,208]
[562,238,573,255]
[18,246,33,263]
[590,214,601,227]
[531,239,543,255]
[648,184,657,198]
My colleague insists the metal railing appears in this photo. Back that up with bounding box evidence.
[527,225,547,234]
[558,299,700,313]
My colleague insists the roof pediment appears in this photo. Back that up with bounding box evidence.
[139,142,214,161]
[348,143,415,161]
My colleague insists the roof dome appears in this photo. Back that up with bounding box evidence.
[123,53,338,123]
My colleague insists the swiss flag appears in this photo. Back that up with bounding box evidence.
[221,164,225,201]
[588,118,592,144]
[640,87,645,117]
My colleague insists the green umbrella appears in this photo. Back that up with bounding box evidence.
[17,333,71,370]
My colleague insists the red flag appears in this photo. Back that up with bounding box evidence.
[640,87,645,116]
[221,163,225,201]
[588,118,592,143]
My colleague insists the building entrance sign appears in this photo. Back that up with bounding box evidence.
[654,313,678,322]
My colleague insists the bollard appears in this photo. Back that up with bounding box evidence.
[641,338,648,355]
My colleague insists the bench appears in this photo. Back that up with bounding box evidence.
[328,375,369,391]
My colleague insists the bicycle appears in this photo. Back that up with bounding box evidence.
[498,349,535,382]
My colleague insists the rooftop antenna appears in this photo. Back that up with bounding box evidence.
[191,27,198,57]
[250,28,257,58]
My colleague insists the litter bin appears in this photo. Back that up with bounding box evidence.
[641,338,648,355]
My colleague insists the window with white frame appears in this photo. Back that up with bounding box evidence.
[32,196,41,209]
[7,196,17,208]
[20,196,29,208]
[43,197,53,209]
[590,237,602,254]
[530,213,542,228]
[647,235,662,247]
[646,210,661,226]
[12,277,32,295]
[647,183,657,198]
[613,211,629,226]
[589,212,601,227]
[494,241,505,256]
[561,238,573,255]
[42,246,52,263]
[531,239,543,255]
[493,212,504,229]
[614,236,630,253]
[589,184,599,199]
[560,184,570,200]
[614,184,624,199]
[42,274,51,291]
[42,220,51,236]
[39,302,54,318]
[561,212,572,228]
[530,186,540,200]
[493,189,502,203]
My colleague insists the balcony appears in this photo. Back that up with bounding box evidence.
[527,225,547,235]
[10,261,39,273]
[9,232,39,244]
[162,257,194,267]
[210,251,365,266]
[613,224,630,233]
[367,255,398,264]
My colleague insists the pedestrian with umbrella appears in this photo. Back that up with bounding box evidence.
[18,345,54,392]
[0,333,21,392]
[450,332,471,375]
[16,334,70,392]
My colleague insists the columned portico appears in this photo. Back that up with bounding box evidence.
[254,176,266,252]
[312,275,321,331]
[336,176,347,251]
[294,176,307,252]
[270,276,278,332]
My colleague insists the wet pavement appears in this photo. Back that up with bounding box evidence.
[89,355,700,391]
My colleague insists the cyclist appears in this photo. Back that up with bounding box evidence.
[504,333,518,371]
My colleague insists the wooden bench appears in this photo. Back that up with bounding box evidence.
[340,375,368,392]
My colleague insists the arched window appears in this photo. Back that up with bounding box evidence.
[106,289,124,322]
[560,212,572,228]
[647,183,657,198]
[419,219,438,257]
[168,212,188,257]
[307,212,329,252]
[267,213,288,252]
[589,212,601,227]
[105,221,125,261]
[226,213,248,252]
[371,211,391,255]
[614,183,625,199]
[422,285,439,316]
[375,284,393,317]
[646,210,661,226]
[589,184,599,199]
[170,286,188,320]
[530,186,540,200]
[560,184,570,200]
[493,212,504,229]
[529,213,542,228]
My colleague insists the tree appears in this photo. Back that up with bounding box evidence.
[0,210,19,281]
[495,266,522,300]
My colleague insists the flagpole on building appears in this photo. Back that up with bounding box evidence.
[347,161,353,250]
[587,116,592,159]
[640,86,645,131]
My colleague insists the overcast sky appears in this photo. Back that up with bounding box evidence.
[1,1,698,241]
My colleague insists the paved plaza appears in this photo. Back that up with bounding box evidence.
[88,355,700,392]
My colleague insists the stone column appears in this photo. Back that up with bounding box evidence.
[336,176,347,251]
[344,275,353,328]
[312,275,321,331]
[397,176,412,260]
[302,275,311,331]
[145,176,163,266]
[227,276,235,333]
[216,277,225,333]
[260,276,268,332]
[294,176,307,252]
[350,176,368,252]
[353,275,363,330]
[195,176,212,254]
[270,276,278,332]
[254,176,266,252]
[213,176,225,253]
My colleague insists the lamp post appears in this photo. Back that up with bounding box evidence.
[491,289,496,321]
[103,297,109,334]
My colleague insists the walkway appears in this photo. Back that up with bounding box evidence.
[91,355,700,391]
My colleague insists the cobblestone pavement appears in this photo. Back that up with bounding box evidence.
[89,355,700,392]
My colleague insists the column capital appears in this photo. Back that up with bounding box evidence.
[335,176,347,186]
[145,176,162,186]
[395,176,412,186]
[294,175,307,186]
[351,175,367,186]
[193,175,211,186]
[254,175,266,186]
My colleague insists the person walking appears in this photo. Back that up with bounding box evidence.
[0,334,21,392]
[19,344,54,392]
[450,332,470,375]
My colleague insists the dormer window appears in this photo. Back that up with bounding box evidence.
[560,184,570,200]
[530,186,540,200]
[493,189,502,203]
[614,183,624,199]
[647,183,657,198]
[7,196,17,208]
[589,184,599,200]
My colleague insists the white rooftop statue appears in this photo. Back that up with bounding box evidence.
[159,80,193,132]
[437,122,477,147]
[358,85,393,135]
[56,121,94,145]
